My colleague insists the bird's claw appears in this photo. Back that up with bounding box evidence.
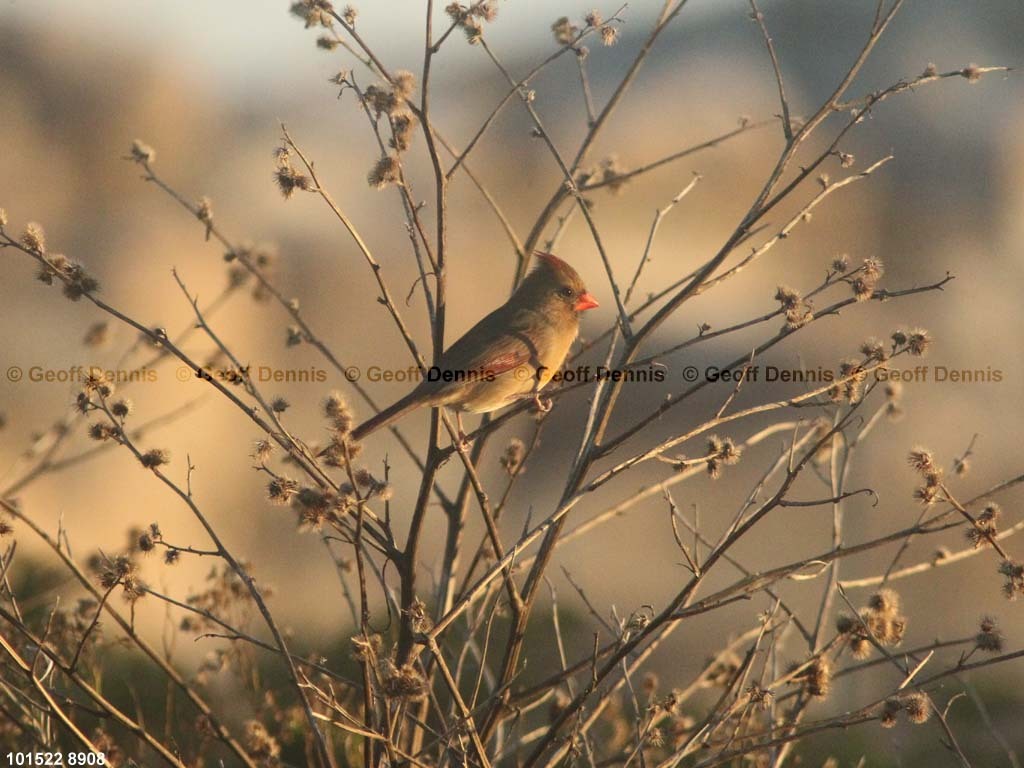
[533,394,553,413]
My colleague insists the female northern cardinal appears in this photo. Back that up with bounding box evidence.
[351,252,599,441]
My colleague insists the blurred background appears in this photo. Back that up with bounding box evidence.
[2,0,1023,762]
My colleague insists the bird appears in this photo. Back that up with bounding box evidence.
[350,252,599,442]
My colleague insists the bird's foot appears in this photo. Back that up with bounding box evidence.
[532,394,553,413]
[457,430,474,450]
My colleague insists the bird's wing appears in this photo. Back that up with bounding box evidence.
[431,306,541,378]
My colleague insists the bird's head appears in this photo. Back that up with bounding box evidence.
[518,252,599,321]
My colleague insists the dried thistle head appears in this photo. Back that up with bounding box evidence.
[392,70,416,100]
[867,588,900,615]
[975,615,1004,653]
[88,422,119,442]
[290,0,334,29]
[901,692,931,724]
[324,390,353,434]
[245,721,281,762]
[907,448,936,474]
[274,155,311,199]
[802,656,831,698]
[998,559,1024,600]
[879,698,901,728]
[140,448,171,469]
[500,437,526,475]
[906,328,932,356]
[111,399,133,419]
[127,140,156,164]
[389,112,419,152]
[551,16,578,45]
[381,661,427,700]
[20,222,46,253]
[367,155,400,189]
[705,435,741,479]
[471,0,498,23]
[252,439,274,463]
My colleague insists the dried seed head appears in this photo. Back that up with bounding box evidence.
[324,391,353,434]
[999,559,1024,600]
[961,63,982,83]
[252,439,274,463]
[128,139,155,164]
[392,70,416,99]
[867,588,900,616]
[381,662,427,700]
[403,596,434,634]
[274,160,311,199]
[61,262,101,301]
[850,276,874,302]
[907,328,932,356]
[584,10,603,26]
[859,338,887,362]
[268,477,299,505]
[389,112,419,152]
[849,634,871,659]
[600,25,619,46]
[471,0,498,22]
[975,616,1004,652]
[500,437,526,475]
[88,422,118,441]
[902,692,931,724]
[907,448,935,474]
[196,196,213,224]
[367,155,400,189]
[271,397,290,413]
[862,258,884,282]
[140,448,171,469]
[462,16,483,43]
[20,222,46,254]
[923,62,938,77]
[804,657,831,698]
[164,549,181,565]
[879,698,901,728]
[245,721,281,762]
[551,16,578,45]
[290,0,334,29]
[830,254,849,273]
[342,4,357,25]
[111,399,133,419]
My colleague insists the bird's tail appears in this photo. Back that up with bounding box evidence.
[351,391,426,442]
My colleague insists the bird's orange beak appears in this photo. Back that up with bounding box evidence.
[574,292,599,312]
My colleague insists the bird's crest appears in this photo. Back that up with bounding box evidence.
[533,251,576,279]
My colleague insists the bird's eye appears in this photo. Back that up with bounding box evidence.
[559,286,574,299]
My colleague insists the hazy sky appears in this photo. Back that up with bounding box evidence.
[3,1,728,96]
